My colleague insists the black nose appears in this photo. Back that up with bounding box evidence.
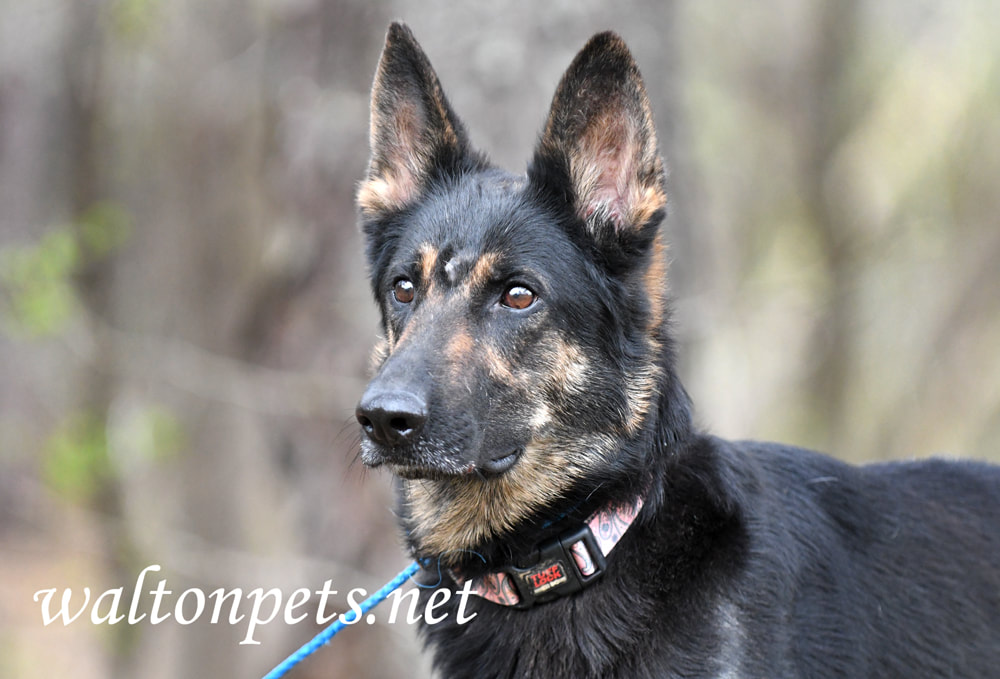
[356,390,428,447]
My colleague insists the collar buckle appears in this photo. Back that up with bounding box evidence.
[502,523,607,609]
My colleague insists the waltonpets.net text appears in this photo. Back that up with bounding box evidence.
[32,564,477,645]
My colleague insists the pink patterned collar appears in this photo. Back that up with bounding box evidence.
[453,494,645,608]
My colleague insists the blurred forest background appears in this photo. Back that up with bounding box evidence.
[2,1,999,677]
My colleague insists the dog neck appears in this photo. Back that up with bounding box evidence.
[449,493,645,608]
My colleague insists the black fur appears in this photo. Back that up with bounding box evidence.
[355,24,1000,678]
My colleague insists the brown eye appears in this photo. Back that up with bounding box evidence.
[502,285,535,310]
[393,278,415,304]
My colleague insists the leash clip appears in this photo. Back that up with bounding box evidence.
[503,523,607,609]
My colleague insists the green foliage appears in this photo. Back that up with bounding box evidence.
[78,202,133,259]
[41,405,184,503]
[0,202,133,338]
[0,230,79,337]
[43,411,111,503]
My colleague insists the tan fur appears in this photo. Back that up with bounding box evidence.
[445,326,475,363]
[359,96,431,216]
[429,88,460,150]
[403,433,618,559]
[465,252,499,293]
[644,234,668,331]
[418,243,439,286]
[623,363,662,435]
[569,106,666,232]
[482,344,519,387]
[357,174,414,217]
[530,403,552,431]
[626,234,669,434]
[480,335,589,396]
[630,180,667,229]
[541,338,590,395]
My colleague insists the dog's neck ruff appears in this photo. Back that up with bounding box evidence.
[454,494,644,608]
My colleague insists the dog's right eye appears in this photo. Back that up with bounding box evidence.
[393,278,415,304]
[502,285,535,310]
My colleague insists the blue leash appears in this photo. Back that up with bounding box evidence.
[262,561,421,679]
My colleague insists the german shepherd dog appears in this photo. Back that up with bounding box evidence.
[355,23,1000,678]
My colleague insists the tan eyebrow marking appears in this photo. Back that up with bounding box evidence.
[466,252,499,292]
[418,244,439,284]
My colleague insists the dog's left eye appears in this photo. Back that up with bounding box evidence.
[502,285,535,310]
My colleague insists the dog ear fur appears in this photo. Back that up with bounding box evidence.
[529,32,666,258]
[357,23,481,218]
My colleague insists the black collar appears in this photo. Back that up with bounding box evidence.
[453,494,645,608]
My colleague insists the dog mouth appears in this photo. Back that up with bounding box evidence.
[363,444,523,479]
[479,450,521,475]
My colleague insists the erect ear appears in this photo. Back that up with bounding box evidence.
[529,32,666,256]
[357,23,482,218]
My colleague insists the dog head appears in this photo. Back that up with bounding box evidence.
[355,24,675,559]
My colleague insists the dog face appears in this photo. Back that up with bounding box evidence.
[356,24,669,559]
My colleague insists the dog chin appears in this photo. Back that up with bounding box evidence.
[389,464,470,480]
